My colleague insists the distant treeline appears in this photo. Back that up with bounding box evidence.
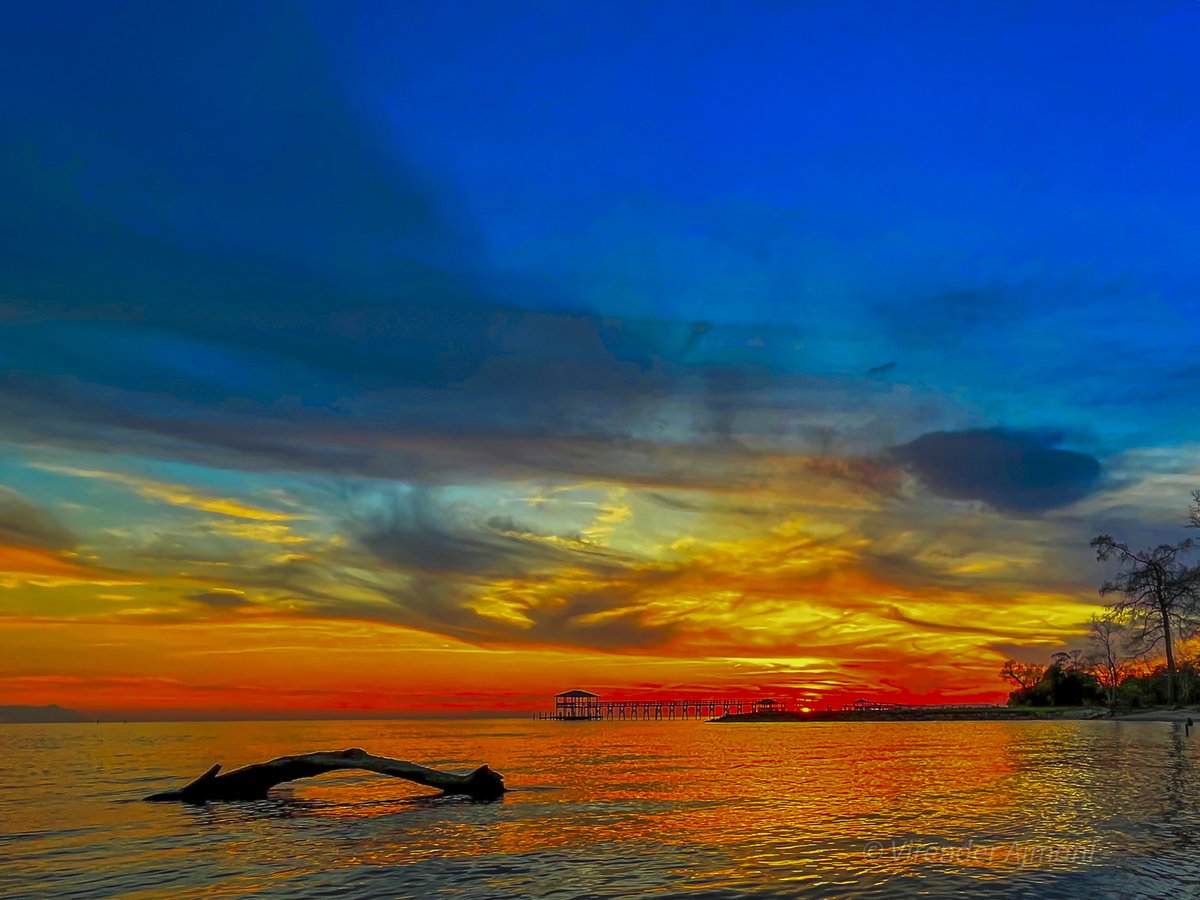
[1000,489,1200,709]
[0,704,87,724]
[999,653,1200,709]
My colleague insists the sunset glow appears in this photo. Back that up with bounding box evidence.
[2,2,1198,720]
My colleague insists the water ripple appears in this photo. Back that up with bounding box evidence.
[1,719,1197,898]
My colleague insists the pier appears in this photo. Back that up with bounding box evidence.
[536,691,1006,722]
[536,689,786,721]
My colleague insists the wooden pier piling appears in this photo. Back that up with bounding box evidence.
[535,689,777,721]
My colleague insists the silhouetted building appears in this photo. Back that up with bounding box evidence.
[843,698,901,712]
[554,689,601,720]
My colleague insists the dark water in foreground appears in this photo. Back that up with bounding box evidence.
[1,719,1197,898]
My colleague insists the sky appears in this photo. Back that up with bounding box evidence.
[1,1,1198,719]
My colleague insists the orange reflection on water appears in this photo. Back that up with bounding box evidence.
[1,718,1195,898]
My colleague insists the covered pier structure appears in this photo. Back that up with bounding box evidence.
[537,689,787,721]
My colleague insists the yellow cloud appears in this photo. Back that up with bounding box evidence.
[581,488,633,541]
[207,520,310,545]
[33,464,303,521]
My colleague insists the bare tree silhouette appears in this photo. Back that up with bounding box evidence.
[1090,534,1200,704]
[1085,614,1134,706]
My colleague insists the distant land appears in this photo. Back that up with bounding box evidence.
[0,707,539,723]
[0,704,88,724]
[715,707,1106,723]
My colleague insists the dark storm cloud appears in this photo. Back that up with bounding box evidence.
[2,2,1171,521]
[517,583,681,650]
[0,4,835,491]
[350,489,624,579]
[301,587,680,652]
[282,556,679,652]
[0,329,819,493]
[0,488,75,551]
[891,429,1101,513]
[187,590,252,609]
[197,489,679,651]
[882,605,1031,639]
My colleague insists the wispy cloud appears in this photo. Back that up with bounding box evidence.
[31,464,304,521]
[0,487,75,551]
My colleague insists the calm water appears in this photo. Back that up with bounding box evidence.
[1,719,1197,899]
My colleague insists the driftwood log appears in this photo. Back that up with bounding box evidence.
[144,747,505,802]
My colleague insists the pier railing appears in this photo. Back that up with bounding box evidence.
[536,698,1006,721]
[536,698,768,720]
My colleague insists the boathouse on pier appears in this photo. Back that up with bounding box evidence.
[842,698,902,712]
[554,689,602,720]
[536,690,768,720]
[752,698,784,715]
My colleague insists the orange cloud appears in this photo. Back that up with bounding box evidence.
[0,542,135,585]
[0,544,98,580]
[0,462,1106,716]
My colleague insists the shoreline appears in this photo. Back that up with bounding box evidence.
[714,706,1200,724]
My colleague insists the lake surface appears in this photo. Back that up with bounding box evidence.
[1,718,1197,898]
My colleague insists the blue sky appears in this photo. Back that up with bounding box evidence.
[0,1,1198,713]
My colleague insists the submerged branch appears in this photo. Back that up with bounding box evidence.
[144,747,505,802]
